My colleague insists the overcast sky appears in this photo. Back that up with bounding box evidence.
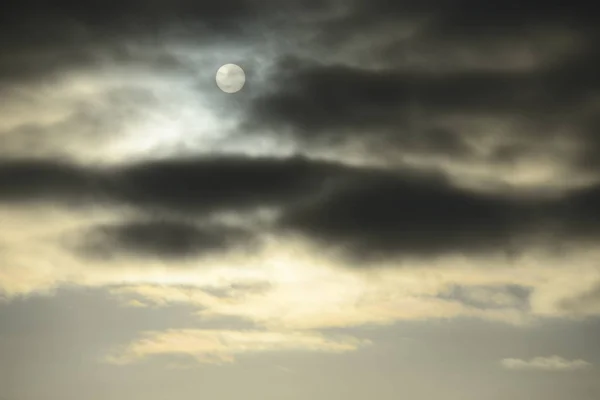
[1,1,600,399]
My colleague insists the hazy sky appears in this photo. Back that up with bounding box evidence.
[1,1,600,399]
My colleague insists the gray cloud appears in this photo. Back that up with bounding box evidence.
[1,0,600,272]
[438,285,532,311]
[0,159,104,204]
[279,167,600,261]
[3,4,600,400]
[0,156,343,212]
[558,282,600,315]
[0,0,274,85]
[77,219,257,261]
[3,156,600,261]
[246,50,600,175]
[0,0,344,90]
[501,356,592,371]
[222,0,600,183]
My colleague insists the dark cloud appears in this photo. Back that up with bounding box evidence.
[0,0,263,49]
[255,55,599,122]
[545,185,600,242]
[323,0,600,41]
[112,156,344,214]
[250,61,522,152]
[247,51,600,167]
[78,219,255,260]
[230,0,600,174]
[279,170,537,261]
[0,0,353,86]
[3,0,599,85]
[0,159,104,204]
[2,0,600,262]
[278,169,600,261]
[430,0,600,36]
[0,156,343,212]
[3,156,600,260]
[0,0,283,85]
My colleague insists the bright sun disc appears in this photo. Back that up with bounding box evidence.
[216,63,246,93]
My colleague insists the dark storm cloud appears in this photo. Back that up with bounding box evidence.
[278,170,537,260]
[3,0,598,82]
[428,0,599,36]
[2,0,600,261]
[78,219,255,260]
[0,0,263,49]
[279,169,600,260]
[0,159,103,203]
[0,0,285,85]
[113,156,343,214]
[231,0,600,172]
[322,0,600,41]
[2,156,600,260]
[0,0,353,86]
[248,49,600,164]
[255,54,599,125]
[545,185,600,242]
[0,156,342,212]
[251,61,527,133]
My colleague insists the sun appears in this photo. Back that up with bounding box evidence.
[216,63,246,93]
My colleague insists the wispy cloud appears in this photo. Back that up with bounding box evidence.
[501,356,592,371]
[106,329,370,365]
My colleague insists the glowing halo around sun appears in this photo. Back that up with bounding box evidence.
[215,63,246,93]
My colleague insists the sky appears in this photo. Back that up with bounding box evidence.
[1,1,600,399]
